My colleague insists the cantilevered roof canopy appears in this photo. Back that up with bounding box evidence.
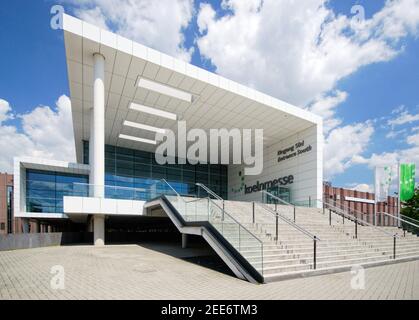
[62,14,322,163]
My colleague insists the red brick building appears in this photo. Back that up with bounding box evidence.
[0,173,37,234]
[323,183,399,225]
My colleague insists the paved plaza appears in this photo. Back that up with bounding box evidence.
[0,243,418,300]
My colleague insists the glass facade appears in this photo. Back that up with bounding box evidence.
[264,186,291,204]
[83,142,228,199]
[26,170,88,213]
[6,186,13,233]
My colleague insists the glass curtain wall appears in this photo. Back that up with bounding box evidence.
[26,170,88,213]
[83,142,228,200]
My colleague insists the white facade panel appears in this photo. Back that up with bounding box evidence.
[228,124,322,204]
[63,197,145,216]
[13,157,90,218]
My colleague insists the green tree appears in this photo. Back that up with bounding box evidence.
[401,187,419,221]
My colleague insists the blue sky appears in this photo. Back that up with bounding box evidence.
[0,0,418,193]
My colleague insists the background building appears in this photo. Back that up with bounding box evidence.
[323,183,399,226]
[0,173,37,234]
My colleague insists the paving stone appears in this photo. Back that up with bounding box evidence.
[0,244,418,300]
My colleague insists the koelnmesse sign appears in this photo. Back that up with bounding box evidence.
[278,140,312,163]
[245,175,294,194]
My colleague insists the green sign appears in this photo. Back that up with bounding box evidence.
[400,163,416,202]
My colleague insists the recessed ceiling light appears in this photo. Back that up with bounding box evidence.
[123,120,167,134]
[129,103,177,121]
[119,134,157,145]
[137,78,192,103]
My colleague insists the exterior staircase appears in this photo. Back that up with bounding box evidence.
[221,199,419,281]
[151,181,419,283]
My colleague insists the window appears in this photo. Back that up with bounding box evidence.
[6,186,13,234]
[26,170,88,213]
[83,141,229,200]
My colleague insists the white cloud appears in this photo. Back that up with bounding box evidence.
[64,0,195,61]
[347,183,374,193]
[324,122,375,179]
[407,132,419,145]
[308,90,348,133]
[196,0,419,107]
[353,131,419,177]
[385,128,407,139]
[362,108,419,178]
[76,6,108,30]
[197,3,216,34]
[0,99,13,123]
[0,96,76,173]
[388,105,419,126]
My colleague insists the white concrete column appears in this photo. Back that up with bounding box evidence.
[92,53,105,198]
[92,53,106,247]
[89,107,95,197]
[93,215,105,246]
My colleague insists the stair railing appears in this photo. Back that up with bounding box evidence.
[379,212,419,237]
[323,199,399,259]
[196,183,225,220]
[261,190,297,223]
[195,183,264,274]
[255,200,320,270]
[400,214,419,225]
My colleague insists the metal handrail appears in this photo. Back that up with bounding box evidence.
[195,184,264,273]
[255,202,319,269]
[167,181,264,275]
[261,190,298,222]
[160,179,198,204]
[160,179,182,198]
[196,183,223,200]
[160,180,264,276]
[401,214,419,225]
[163,180,258,241]
[195,183,260,243]
[207,197,264,275]
[208,198,263,246]
[379,212,419,229]
[324,199,399,259]
[323,199,399,238]
[196,183,226,220]
[256,202,319,241]
[261,190,294,207]
[329,200,370,221]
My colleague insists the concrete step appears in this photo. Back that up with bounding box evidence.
[260,254,393,275]
[172,196,419,282]
[245,247,391,262]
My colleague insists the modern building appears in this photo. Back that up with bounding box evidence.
[14,13,323,243]
[12,14,419,284]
